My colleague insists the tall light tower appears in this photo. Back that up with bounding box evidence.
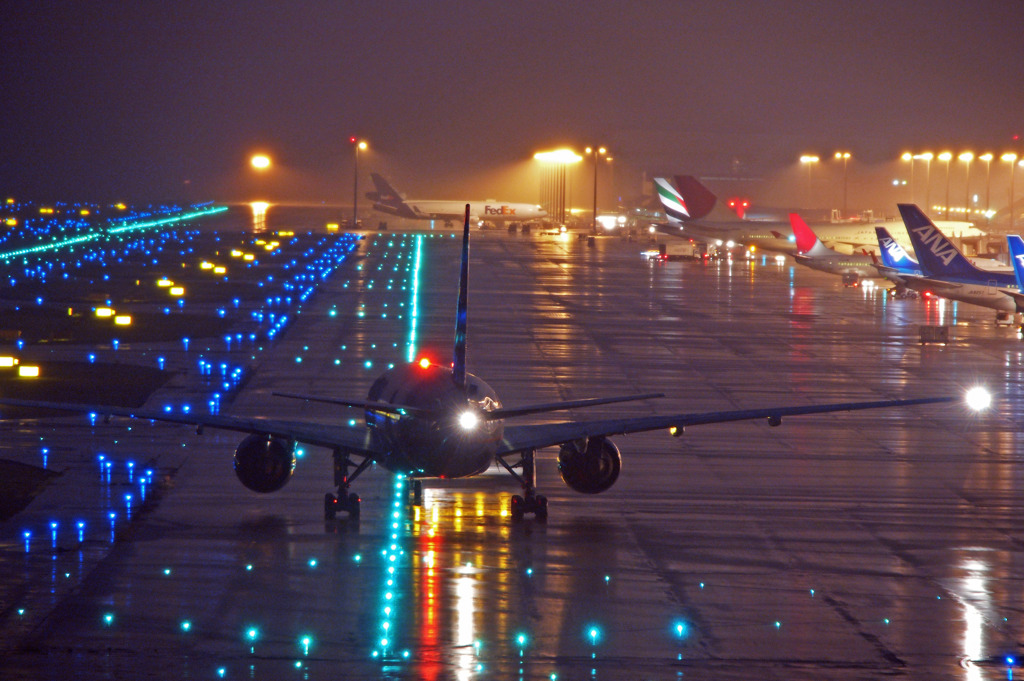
[834,151,851,217]
[939,152,953,218]
[350,137,368,228]
[979,153,993,222]
[800,155,819,208]
[959,152,974,220]
[1003,153,1020,231]
[586,146,607,233]
[915,152,934,213]
[901,152,914,203]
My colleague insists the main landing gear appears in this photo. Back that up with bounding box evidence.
[497,448,548,521]
[325,448,371,520]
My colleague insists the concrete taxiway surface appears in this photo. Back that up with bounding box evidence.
[2,223,1023,680]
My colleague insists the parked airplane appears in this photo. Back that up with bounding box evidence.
[655,176,982,255]
[0,207,982,520]
[367,173,547,226]
[873,226,923,293]
[789,213,878,283]
[898,203,1020,324]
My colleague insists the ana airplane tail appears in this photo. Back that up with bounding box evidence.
[1007,234,1024,291]
[874,226,921,274]
[898,204,1013,284]
[789,213,834,257]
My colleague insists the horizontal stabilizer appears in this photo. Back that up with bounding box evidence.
[272,391,431,417]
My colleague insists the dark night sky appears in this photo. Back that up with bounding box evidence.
[2,1,1022,204]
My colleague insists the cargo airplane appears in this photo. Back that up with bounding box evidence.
[0,207,986,520]
[367,173,546,227]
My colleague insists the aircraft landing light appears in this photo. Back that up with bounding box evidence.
[965,387,992,411]
[458,411,479,430]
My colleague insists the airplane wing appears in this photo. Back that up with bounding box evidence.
[496,395,954,455]
[0,398,383,456]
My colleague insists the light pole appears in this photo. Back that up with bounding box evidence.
[1003,153,1020,231]
[939,151,953,218]
[901,152,914,203]
[585,147,607,233]
[799,155,819,208]
[834,151,851,217]
[915,152,933,213]
[979,153,993,223]
[959,152,973,220]
[350,137,368,228]
[534,149,582,225]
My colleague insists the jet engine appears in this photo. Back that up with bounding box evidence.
[557,437,621,494]
[233,433,296,493]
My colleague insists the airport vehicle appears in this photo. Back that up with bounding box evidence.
[897,204,1020,324]
[366,173,547,226]
[0,207,977,520]
[789,213,878,283]
[655,176,981,255]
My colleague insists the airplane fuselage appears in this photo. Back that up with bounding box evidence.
[364,362,502,478]
[376,199,546,224]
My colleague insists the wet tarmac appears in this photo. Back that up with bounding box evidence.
[2,225,1023,680]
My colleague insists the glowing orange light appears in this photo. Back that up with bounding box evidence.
[418,358,431,369]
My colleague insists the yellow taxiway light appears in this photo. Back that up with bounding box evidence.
[156,277,173,287]
[213,266,227,275]
[4,218,16,226]
[80,209,91,216]
[243,253,255,261]
[169,286,185,296]
[39,207,54,214]
[199,261,214,270]
[114,202,127,210]
[230,249,243,257]
[18,366,40,378]
[326,223,339,231]
[255,239,266,245]
[114,315,132,326]
[277,230,294,237]
[95,307,115,318]
[5,198,14,204]
[0,356,18,368]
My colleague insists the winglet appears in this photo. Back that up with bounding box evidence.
[452,204,470,389]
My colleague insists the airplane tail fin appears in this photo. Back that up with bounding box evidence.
[672,175,733,221]
[788,213,833,257]
[874,226,920,273]
[653,177,690,225]
[367,174,418,218]
[1007,234,1024,290]
[452,204,470,388]
[898,204,990,278]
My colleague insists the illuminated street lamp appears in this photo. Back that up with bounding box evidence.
[799,155,819,208]
[250,154,271,170]
[834,152,851,217]
[939,152,953,218]
[1003,153,1020,231]
[959,152,974,220]
[915,152,934,213]
[585,146,608,234]
[979,153,993,222]
[534,149,583,224]
[350,137,368,228]
[901,152,914,203]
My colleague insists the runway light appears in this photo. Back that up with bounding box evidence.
[965,387,992,411]
[18,365,40,378]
